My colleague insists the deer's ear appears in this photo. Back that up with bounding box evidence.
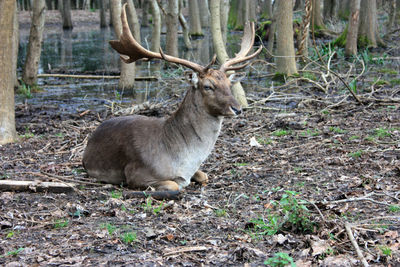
[185,71,199,88]
[229,72,246,84]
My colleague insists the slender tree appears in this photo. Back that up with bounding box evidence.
[61,0,73,29]
[99,0,107,27]
[23,0,46,86]
[110,0,136,89]
[312,0,325,29]
[188,0,202,36]
[179,0,192,49]
[166,0,179,57]
[323,0,337,22]
[13,4,19,88]
[220,0,229,44]
[275,0,298,75]
[150,0,161,52]
[0,0,17,144]
[345,0,361,56]
[358,0,383,47]
[209,0,248,107]
[198,0,210,28]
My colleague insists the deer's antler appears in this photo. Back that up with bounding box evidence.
[219,22,262,73]
[109,3,206,74]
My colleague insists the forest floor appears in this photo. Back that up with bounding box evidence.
[1,9,400,267]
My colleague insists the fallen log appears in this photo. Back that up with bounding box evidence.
[0,180,75,193]
[123,190,181,200]
[36,73,158,81]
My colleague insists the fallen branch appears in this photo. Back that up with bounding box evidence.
[37,73,158,81]
[163,246,210,256]
[0,180,75,193]
[123,190,181,200]
[345,222,369,267]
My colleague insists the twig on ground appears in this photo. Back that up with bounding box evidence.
[345,222,369,267]
[163,246,210,256]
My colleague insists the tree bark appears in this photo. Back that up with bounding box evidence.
[262,0,273,19]
[358,0,380,47]
[275,0,298,76]
[345,0,361,56]
[99,0,107,27]
[0,0,17,144]
[166,0,179,57]
[209,0,248,107]
[220,0,229,44]
[125,0,140,43]
[323,0,337,22]
[22,0,46,86]
[150,0,161,52]
[188,0,202,36]
[312,0,325,29]
[140,0,149,27]
[13,4,19,88]
[179,0,192,49]
[110,0,136,89]
[198,0,210,28]
[61,0,73,29]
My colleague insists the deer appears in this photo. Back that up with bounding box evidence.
[82,4,261,192]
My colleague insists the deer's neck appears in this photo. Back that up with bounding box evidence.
[162,88,223,154]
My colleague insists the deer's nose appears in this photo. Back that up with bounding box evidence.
[231,106,242,115]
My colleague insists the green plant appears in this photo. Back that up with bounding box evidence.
[257,136,273,145]
[302,72,317,81]
[234,162,249,167]
[264,252,295,267]
[214,209,227,217]
[100,222,117,236]
[379,245,392,257]
[388,205,400,213]
[272,129,290,137]
[19,126,34,139]
[110,190,123,199]
[329,126,347,134]
[249,191,314,238]
[54,219,69,229]
[120,231,137,244]
[349,135,360,141]
[1,248,24,258]
[348,150,363,158]
[6,231,16,239]
[143,196,164,215]
[374,127,391,139]
[17,83,32,99]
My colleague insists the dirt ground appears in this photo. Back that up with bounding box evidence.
[1,9,400,267]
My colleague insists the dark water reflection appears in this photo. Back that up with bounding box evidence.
[17,27,243,112]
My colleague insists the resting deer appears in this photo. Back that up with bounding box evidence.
[83,4,261,191]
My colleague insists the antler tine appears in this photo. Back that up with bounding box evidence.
[220,21,262,73]
[109,4,205,74]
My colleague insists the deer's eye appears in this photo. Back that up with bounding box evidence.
[204,85,214,91]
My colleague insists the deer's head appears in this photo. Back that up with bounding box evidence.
[110,4,261,117]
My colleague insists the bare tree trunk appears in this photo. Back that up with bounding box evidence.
[220,0,229,44]
[209,0,248,107]
[61,0,73,29]
[142,0,149,27]
[110,0,135,89]
[99,0,107,27]
[387,0,396,29]
[298,0,312,58]
[23,0,46,86]
[124,0,140,43]
[150,0,161,52]
[0,0,17,144]
[198,0,210,28]
[275,0,298,76]
[179,0,192,49]
[294,0,304,10]
[312,0,325,29]
[189,0,202,36]
[358,0,380,47]
[13,4,19,88]
[345,0,361,56]
[323,0,337,22]
[262,0,273,19]
[166,0,179,57]
[249,0,257,21]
